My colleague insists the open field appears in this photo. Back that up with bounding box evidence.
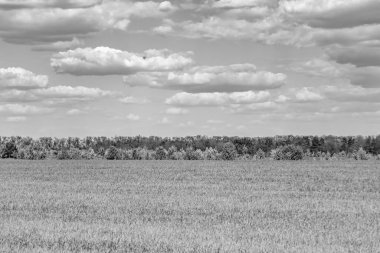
[0,160,379,253]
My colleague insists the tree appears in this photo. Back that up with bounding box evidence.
[221,142,237,160]
[1,141,17,158]
[104,146,119,160]
[155,146,167,160]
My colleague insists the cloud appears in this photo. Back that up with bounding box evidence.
[51,47,193,75]
[119,96,150,104]
[153,1,380,48]
[66,109,85,115]
[327,46,380,67]
[126,113,140,121]
[0,104,52,114]
[0,67,48,89]
[159,1,176,12]
[346,67,380,88]
[165,90,270,106]
[288,58,343,77]
[34,85,112,100]
[323,85,380,102]
[165,107,189,115]
[0,1,174,46]
[0,68,112,106]
[281,0,380,29]
[295,87,324,102]
[5,116,27,122]
[124,64,286,92]
[32,37,84,52]
[211,0,277,8]
[0,0,102,9]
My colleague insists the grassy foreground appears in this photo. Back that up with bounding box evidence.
[0,160,379,253]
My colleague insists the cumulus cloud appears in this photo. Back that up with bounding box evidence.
[153,1,380,48]
[322,85,380,102]
[5,116,27,122]
[66,109,85,115]
[295,87,324,102]
[346,67,380,88]
[0,0,102,9]
[0,67,48,89]
[0,67,112,108]
[165,107,189,115]
[165,90,270,106]
[32,37,84,52]
[119,96,150,104]
[0,1,175,46]
[327,46,380,67]
[0,104,52,114]
[288,58,343,77]
[124,64,286,92]
[126,113,140,121]
[51,47,193,75]
[281,0,380,29]
[34,86,112,100]
[211,0,277,8]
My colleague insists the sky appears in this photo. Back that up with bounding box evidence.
[0,0,380,137]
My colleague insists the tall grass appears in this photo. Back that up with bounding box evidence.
[0,160,379,252]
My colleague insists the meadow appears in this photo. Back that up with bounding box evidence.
[0,160,379,252]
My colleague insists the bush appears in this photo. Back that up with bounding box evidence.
[204,147,220,160]
[255,148,265,159]
[271,145,303,160]
[221,142,237,160]
[104,146,119,160]
[184,147,203,160]
[353,147,370,160]
[1,141,17,159]
[155,146,167,160]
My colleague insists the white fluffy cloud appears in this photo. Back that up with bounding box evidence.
[119,96,150,104]
[165,90,270,106]
[51,47,193,75]
[154,0,380,49]
[0,68,48,89]
[5,116,27,122]
[281,0,380,28]
[165,107,189,115]
[0,104,52,114]
[0,67,112,117]
[295,87,324,102]
[124,64,286,92]
[0,0,101,9]
[32,38,84,52]
[34,86,112,100]
[327,46,380,67]
[126,113,140,121]
[346,67,380,88]
[0,1,175,46]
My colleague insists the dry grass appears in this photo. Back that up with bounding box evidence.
[0,160,379,252]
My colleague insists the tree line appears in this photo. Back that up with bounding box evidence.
[1,135,380,160]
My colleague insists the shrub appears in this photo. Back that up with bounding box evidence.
[184,147,203,160]
[67,148,82,160]
[271,145,303,160]
[353,147,370,160]
[204,147,220,160]
[104,146,119,160]
[155,146,168,160]
[221,142,237,160]
[255,148,265,159]
[171,149,186,160]
[1,141,18,159]
[119,149,133,160]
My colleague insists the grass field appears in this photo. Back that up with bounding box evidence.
[0,160,379,252]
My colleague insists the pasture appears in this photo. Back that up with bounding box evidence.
[0,160,379,252]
